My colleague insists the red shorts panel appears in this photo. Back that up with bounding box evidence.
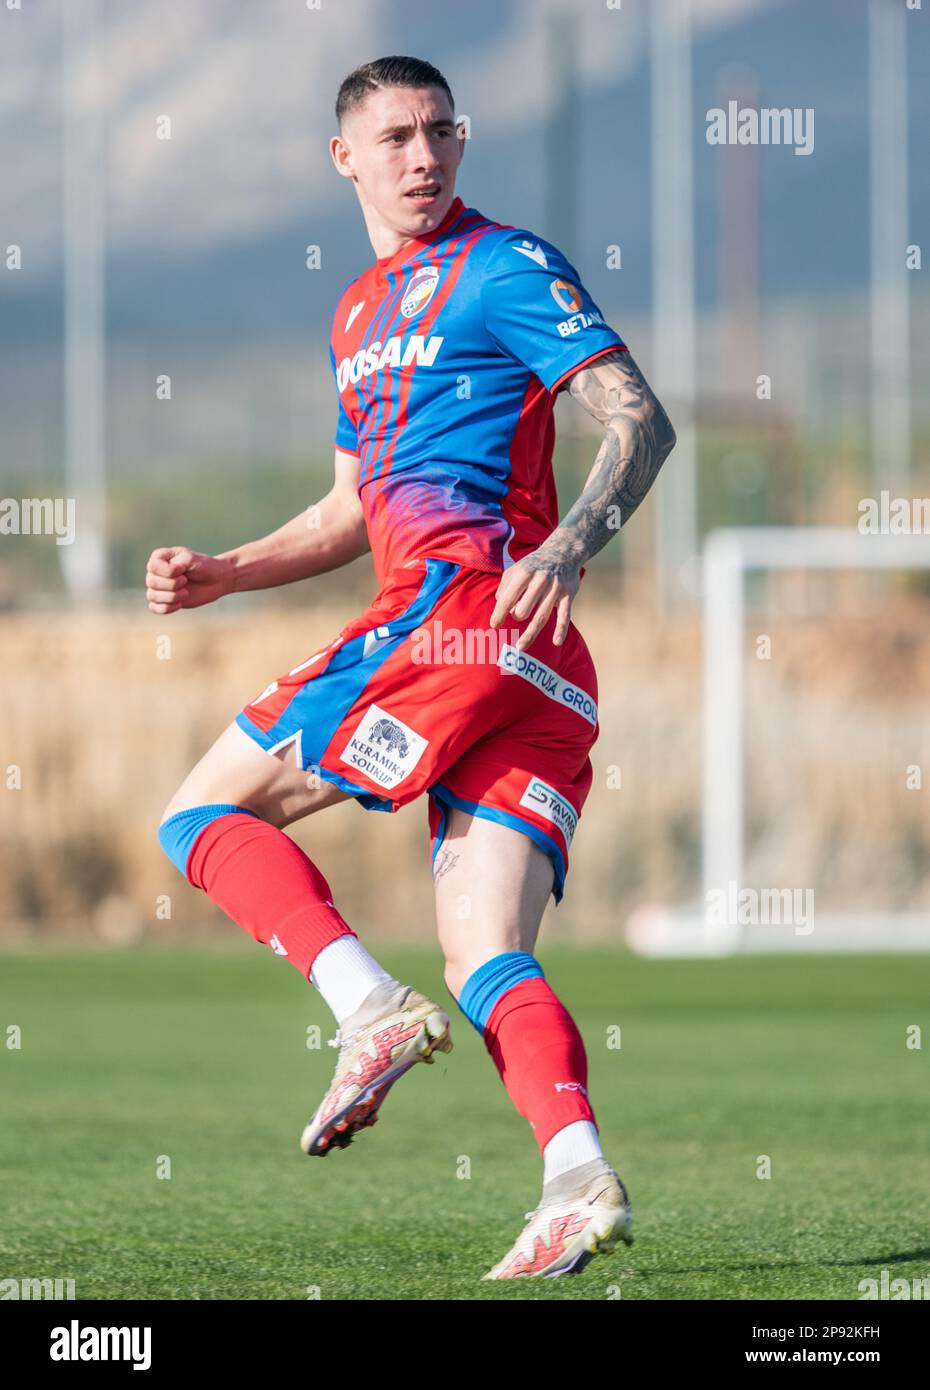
[236,557,599,900]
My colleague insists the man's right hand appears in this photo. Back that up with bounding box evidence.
[145,547,234,614]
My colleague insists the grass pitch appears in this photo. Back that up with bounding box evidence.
[0,943,927,1300]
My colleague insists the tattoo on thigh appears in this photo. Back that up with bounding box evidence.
[433,849,460,881]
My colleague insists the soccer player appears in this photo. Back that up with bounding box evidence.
[149,55,676,1280]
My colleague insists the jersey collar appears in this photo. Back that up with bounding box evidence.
[373,196,465,280]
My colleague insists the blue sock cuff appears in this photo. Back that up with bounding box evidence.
[158,804,260,878]
[456,951,545,1034]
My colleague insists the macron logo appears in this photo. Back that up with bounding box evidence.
[513,240,548,269]
[345,301,365,332]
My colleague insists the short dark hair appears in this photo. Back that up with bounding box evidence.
[335,55,454,127]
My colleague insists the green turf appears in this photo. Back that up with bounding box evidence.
[0,943,927,1300]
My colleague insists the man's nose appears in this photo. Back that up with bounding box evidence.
[408,127,441,169]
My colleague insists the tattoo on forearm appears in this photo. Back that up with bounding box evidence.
[543,349,676,568]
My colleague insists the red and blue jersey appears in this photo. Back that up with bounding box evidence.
[329,195,627,586]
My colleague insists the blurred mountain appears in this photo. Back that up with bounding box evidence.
[1,0,927,476]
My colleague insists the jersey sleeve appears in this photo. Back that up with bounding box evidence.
[480,231,626,393]
[329,342,360,455]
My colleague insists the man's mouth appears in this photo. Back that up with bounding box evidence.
[405,184,441,202]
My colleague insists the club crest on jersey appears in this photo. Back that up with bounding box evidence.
[400,265,440,318]
[339,703,429,790]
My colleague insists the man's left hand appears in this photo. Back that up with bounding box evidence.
[489,543,581,652]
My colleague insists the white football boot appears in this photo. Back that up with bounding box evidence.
[483,1158,634,1279]
[300,982,452,1156]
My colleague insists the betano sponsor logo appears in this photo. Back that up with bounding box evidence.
[550,277,608,336]
[336,335,444,391]
[550,279,583,314]
[556,306,606,338]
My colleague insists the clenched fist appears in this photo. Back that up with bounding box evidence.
[145,547,234,615]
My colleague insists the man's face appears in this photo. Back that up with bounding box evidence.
[333,85,464,237]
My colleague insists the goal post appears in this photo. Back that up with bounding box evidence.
[627,527,930,957]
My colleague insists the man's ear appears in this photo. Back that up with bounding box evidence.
[330,133,356,181]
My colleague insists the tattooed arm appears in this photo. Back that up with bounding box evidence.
[490,349,676,650]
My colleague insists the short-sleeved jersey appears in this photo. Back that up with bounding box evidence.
[329,195,626,587]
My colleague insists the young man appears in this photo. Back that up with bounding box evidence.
[149,56,676,1280]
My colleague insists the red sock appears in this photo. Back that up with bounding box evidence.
[186,812,355,979]
[483,978,597,1153]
